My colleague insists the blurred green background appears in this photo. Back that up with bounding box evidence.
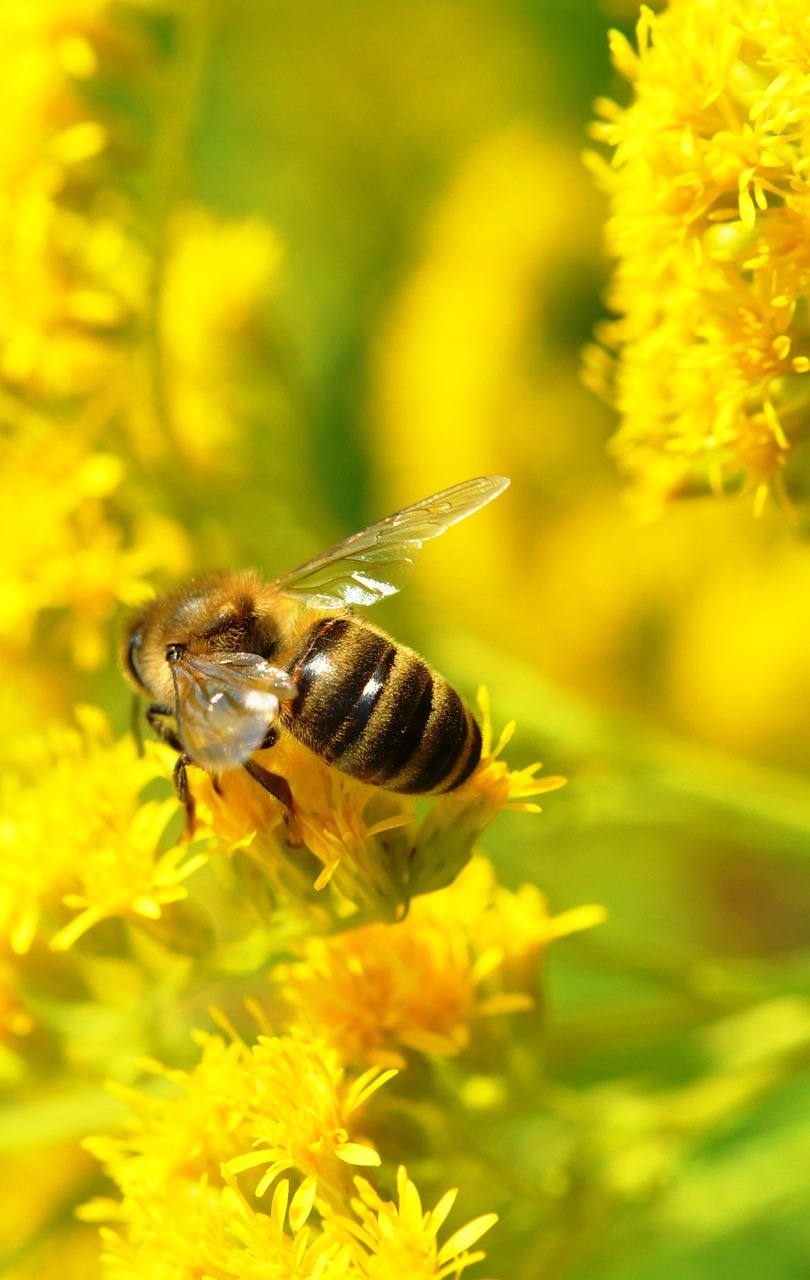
[8,0,810,1276]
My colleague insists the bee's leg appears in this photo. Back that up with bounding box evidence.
[172,753,197,839]
[145,704,183,755]
[243,758,301,846]
[145,706,197,837]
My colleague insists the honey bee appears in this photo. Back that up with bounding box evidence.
[121,476,509,834]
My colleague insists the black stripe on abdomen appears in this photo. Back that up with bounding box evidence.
[287,617,392,759]
[391,679,475,793]
[286,620,482,795]
[328,645,396,760]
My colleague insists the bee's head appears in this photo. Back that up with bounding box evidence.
[119,572,261,703]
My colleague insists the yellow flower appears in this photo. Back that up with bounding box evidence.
[224,1035,393,1199]
[326,1165,497,1280]
[87,1031,392,1211]
[86,1070,493,1279]
[0,707,204,954]
[0,433,190,668]
[188,689,564,923]
[83,1030,414,1275]
[0,0,150,406]
[271,856,604,1069]
[585,0,810,511]
[0,2,280,671]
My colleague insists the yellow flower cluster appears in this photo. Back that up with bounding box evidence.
[74,790,593,1277]
[83,1033,497,1280]
[188,687,566,923]
[271,855,605,1068]
[0,0,280,682]
[585,0,810,512]
[0,706,204,954]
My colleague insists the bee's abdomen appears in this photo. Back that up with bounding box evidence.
[286,617,481,794]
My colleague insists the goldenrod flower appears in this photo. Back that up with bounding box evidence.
[0,1,279,671]
[88,1031,391,1207]
[0,707,204,954]
[272,856,604,1069]
[0,434,190,667]
[84,1029,410,1275]
[327,1165,497,1280]
[85,1026,496,1280]
[188,688,564,924]
[586,0,810,511]
[223,1035,392,1197]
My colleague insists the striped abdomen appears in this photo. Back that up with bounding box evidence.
[284,616,481,794]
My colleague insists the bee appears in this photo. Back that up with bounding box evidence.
[121,476,509,835]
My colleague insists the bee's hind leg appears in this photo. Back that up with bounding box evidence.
[243,758,301,846]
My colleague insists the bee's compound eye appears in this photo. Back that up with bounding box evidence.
[127,629,144,686]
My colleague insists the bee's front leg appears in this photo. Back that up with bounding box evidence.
[145,704,197,838]
[243,758,301,847]
[172,753,198,839]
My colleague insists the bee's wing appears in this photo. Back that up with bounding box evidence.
[171,652,297,771]
[272,475,510,608]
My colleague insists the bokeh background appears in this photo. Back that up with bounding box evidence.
[4,1,810,1277]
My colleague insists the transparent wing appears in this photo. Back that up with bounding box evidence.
[171,652,297,771]
[272,475,510,608]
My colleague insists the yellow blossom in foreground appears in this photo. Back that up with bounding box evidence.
[188,688,564,922]
[327,1165,497,1280]
[585,0,810,511]
[83,1030,494,1280]
[271,855,605,1068]
[86,1032,391,1213]
[0,707,204,953]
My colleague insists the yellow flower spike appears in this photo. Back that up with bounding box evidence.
[87,1029,415,1272]
[589,0,810,509]
[0,709,209,955]
[272,856,602,1069]
[86,1020,505,1274]
[219,1034,390,1200]
[189,686,561,926]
